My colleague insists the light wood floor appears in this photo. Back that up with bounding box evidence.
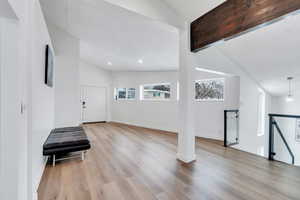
[38,123,300,200]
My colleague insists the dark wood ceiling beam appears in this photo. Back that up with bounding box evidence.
[191,0,300,52]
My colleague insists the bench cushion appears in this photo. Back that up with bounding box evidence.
[43,126,91,156]
[52,126,84,133]
[43,144,91,155]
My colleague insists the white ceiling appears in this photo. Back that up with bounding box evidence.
[40,0,300,96]
[216,13,300,96]
[40,0,179,71]
[161,0,300,96]
[163,0,225,22]
[0,0,17,19]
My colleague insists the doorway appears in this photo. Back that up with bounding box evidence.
[81,86,107,123]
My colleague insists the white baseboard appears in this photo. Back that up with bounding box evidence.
[33,156,48,199]
[111,120,178,133]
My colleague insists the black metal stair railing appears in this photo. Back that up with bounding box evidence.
[269,114,299,165]
[224,110,239,147]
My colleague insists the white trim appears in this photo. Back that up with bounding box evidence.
[111,120,177,133]
[140,99,171,102]
[195,99,224,102]
[141,82,171,86]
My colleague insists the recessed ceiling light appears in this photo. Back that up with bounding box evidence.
[138,59,143,64]
[107,62,112,66]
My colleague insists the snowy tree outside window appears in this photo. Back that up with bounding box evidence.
[195,79,224,101]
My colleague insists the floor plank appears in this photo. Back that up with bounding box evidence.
[38,123,300,200]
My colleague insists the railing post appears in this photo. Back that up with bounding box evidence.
[268,115,274,161]
[224,110,227,147]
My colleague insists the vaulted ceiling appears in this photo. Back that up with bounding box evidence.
[163,0,225,22]
[40,0,179,71]
[216,13,300,96]
[164,0,300,96]
[40,0,300,96]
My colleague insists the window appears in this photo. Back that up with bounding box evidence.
[116,88,126,100]
[141,83,171,100]
[115,88,136,100]
[195,78,224,101]
[177,82,180,101]
[257,88,266,136]
[127,88,136,100]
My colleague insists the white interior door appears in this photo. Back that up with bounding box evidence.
[81,86,107,123]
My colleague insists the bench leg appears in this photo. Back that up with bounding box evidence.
[53,155,56,167]
[81,151,85,161]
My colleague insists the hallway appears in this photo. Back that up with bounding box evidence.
[38,123,300,200]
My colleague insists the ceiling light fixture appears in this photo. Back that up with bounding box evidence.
[107,62,112,66]
[286,77,294,102]
[138,59,143,64]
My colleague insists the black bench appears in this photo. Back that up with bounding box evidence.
[43,126,91,166]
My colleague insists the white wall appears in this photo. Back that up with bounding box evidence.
[79,61,112,121]
[111,70,239,138]
[272,93,300,115]
[234,73,267,155]
[271,92,300,165]
[112,71,179,132]
[0,0,17,19]
[193,71,240,140]
[0,1,55,200]
[0,17,21,200]
[185,45,271,156]
[30,2,55,198]
[48,24,81,128]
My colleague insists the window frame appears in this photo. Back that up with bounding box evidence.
[257,88,266,136]
[114,88,136,101]
[140,83,171,101]
[126,88,136,100]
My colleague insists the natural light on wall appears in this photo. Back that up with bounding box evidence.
[195,67,228,76]
[177,82,179,101]
[257,88,266,136]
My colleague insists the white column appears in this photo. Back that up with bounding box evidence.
[177,23,196,163]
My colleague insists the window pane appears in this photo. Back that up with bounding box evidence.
[127,88,136,99]
[195,79,224,101]
[117,88,126,99]
[142,83,171,100]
